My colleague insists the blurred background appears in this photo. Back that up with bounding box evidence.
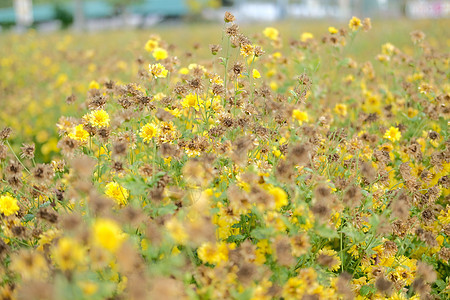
[0,0,449,32]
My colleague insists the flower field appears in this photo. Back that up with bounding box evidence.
[0,14,449,299]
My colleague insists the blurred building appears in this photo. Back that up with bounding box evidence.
[218,0,450,20]
[0,0,449,30]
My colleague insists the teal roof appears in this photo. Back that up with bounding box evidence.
[130,0,188,16]
[0,4,59,24]
[0,7,18,23]
[65,1,114,19]
[33,4,56,22]
[0,1,188,24]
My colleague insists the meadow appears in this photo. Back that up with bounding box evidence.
[0,15,449,299]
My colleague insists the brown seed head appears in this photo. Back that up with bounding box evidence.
[209,44,222,55]
[0,127,12,140]
[225,23,239,37]
[224,11,235,23]
[410,30,426,44]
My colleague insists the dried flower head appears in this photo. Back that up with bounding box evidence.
[209,44,222,55]
[410,30,426,44]
[225,24,239,37]
[20,143,35,159]
[0,127,12,140]
[224,11,235,23]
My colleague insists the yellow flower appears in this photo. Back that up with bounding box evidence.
[93,218,125,252]
[348,16,362,31]
[270,81,278,91]
[382,43,395,55]
[179,67,189,75]
[438,208,450,225]
[0,194,20,216]
[263,27,279,41]
[52,237,85,270]
[300,32,314,42]
[145,39,158,52]
[290,234,310,257]
[88,80,100,90]
[181,93,203,111]
[10,250,48,280]
[149,63,168,78]
[363,93,381,114]
[153,92,166,101]
[292,109,309,125]
[328,26,338,34]
[69,124,89,142]
[384,126,401,142]
[105,182,129,205]
[333,103,347,117]
[240,44,254,57]
[197,242,229,265]
[165,107,182,118]
[282,277,306,299]
[79,281,98,296]
[210,74,224,85]
[418,82,433,94]
[252,69,261,79]
[139,122,160,143]
[152,47,168,60]
[268,186,288,210]
[37,229,61,251]
[317,248,341,271]
[166,218,188,245]
[86,109,110,128]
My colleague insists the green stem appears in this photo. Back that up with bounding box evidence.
[6,141,30,174]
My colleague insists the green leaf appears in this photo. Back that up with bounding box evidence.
[156,203,177,216]
[230,288,253,300]
[359,284,376,296]
[251,227,275,240]
[23,214,35,223]
[227,234,245,244]
[435,279,446,290]
[316,224,339,239]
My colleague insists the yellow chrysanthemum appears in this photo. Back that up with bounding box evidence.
[10,250,48,280]
[145,39,158,52]
[105,182,129,205]
[328,26,338,34]
[240,44,254,57]
[149,63,168,78]
[152,47,168,60]
[166,218,188,245]
[252,69,261,79]
[300,32,314,42]
[263,27,279,41]
[333,103,347,117]
[52,237,85,270]
[0,194,20,216]
[383,126,401,142]
[88,80,100,90]
[79,281,98,296]
[86,109,110,128]
[197,242,229,265]
[93,218,125,252]
[317,248,341,271]
[139,122,160,143]
[292,109,309,125]
[349,16,362,31]
[268,186,288,210]
[282,277,306,299]
[179,67,189,75]
[69,124,89,142]
[181,93,203,111]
